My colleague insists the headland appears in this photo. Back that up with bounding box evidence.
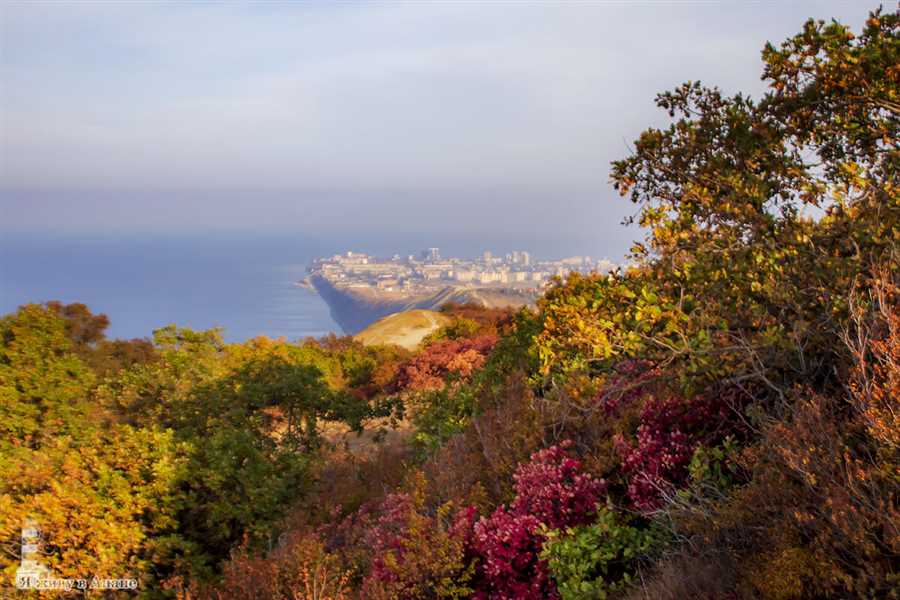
[302,248,615,334]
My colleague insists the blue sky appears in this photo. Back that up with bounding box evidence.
[0,1,873,251]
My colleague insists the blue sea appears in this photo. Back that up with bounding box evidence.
[0,233,341,342]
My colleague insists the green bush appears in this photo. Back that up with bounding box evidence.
[541,507,663,599]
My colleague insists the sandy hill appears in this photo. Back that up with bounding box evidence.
[354,309,451,350]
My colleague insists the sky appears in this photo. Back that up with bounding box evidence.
[0,1,873,257]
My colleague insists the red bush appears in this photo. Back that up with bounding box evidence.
[360,475,478,599]
[473,509,551,600]
[613,392,740,511]
[472,441,606,599]
[510,443,607,530]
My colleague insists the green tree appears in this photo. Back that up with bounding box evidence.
[0,305,188,596]
[0,304,96,447]
[539,8,898,399]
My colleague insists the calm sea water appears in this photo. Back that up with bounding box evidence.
[0,233,340,342]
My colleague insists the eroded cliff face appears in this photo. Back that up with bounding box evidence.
[309,275,535,334]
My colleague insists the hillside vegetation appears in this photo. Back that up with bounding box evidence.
[0,8,897,599]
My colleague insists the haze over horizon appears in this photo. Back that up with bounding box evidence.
[1,1,871,257]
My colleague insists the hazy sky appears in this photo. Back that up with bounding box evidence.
[0,1,872,255]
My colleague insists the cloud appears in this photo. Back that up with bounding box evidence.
[0,0,873,239]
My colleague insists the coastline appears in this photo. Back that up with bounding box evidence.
[309,274,535,334]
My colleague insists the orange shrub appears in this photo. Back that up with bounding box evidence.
[172,532,351,600]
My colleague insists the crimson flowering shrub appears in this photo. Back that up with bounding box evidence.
[361,474,478,599]
[366,491,417,586]
[509,443,607,530]
[393,335,498,392]
[472,441,606,600]
[612,392,742,511]
[473,510,550,599]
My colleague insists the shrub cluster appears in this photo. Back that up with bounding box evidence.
[350,443,605,600]
[472,442,606,599]
[612,391,742,511]
[392,335,498,392]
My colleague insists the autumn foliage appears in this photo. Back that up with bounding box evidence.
[471,443,605,600]
[1,8,898,600]
[392,335,497,392]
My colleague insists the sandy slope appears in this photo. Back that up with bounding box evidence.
[353,309,451,350]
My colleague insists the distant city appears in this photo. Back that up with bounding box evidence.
[306,249,617,295]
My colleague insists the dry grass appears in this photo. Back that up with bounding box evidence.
[353,310,451,350]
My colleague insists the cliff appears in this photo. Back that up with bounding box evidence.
[309,274,536,334]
